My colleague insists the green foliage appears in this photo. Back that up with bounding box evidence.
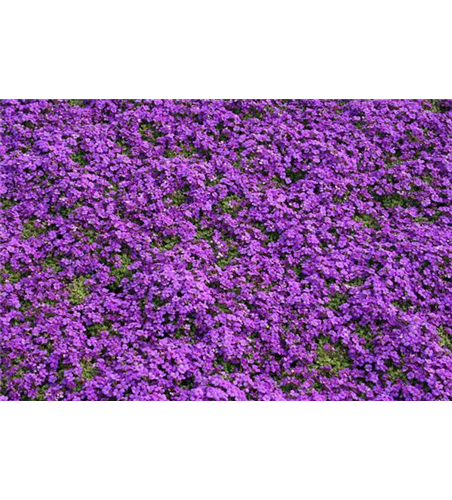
[218,195,242,215]
[85,323,107,337]
[179,144,197,158]
[386,361,407,383]
[326,292,348,310]
[354,121,365,130]
[313,337,351,375]
[214,356,241,374]
[216,302,232,313]
[253,221,280,244]
[71,150,88,167]
[286,169,306,183]
[293,264,307,280]
[392,299,412,312]
[0,264,23,284]
[355,324,374,350]
[264,231,280,244]
[333,191,350,204]
[281,382,298,393]
[115,138,131,156]
[59,201,83,218]
[21,220,46,239]
[111,253,133,282]
[438,326,452,351]
[158,235,180,250]
[429,99,449,113]
[217,245,239,269]
[68,99,86,107]
[139,121,163,145]
[242,109,265,120]
[163,149,178,158]
[0,198,19,209]
[372,192,419,209]
[196,227,214,241]
[346,277,366,287]
[353,213,380,229]
[68,276,89,305]
[179,376,195,389]
[205,175,223,186]
[33,384,49,401]
[43,255,63,273]
[152,296,166,310]
[413,211,442,224]
[170,186,189,206]
[19,299,32,313]
[80,360,97,380]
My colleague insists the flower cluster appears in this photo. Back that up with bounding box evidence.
[0,99,451,400]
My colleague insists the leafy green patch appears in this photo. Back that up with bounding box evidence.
[346,277,366,287]
[68,276,89,305]
[80,360,97,380]
[281,382,298,394]
[43,255,63,273]
[205,174,223,186]
[326,292,348,310]
[217,245,239,269]
[179,144,197,158]
[152,296,166,310]
[354,121,365,130]
[71,150,88,167]
[139,121,163,145]
[413,211,442,224]
[107,253,135,293]
[0,264,23,284]
[242,109,265,120]
[0,198,19,209]
[372,192,419,209]
[179,375,195,389]
[429,99,450,113]
[157,235,181,250]
[169,186,190,206]
[313,337,351,375]
[253,221,280,244]
[286,168,306,183]
[85,323,108,337]
[115,138,131,156]
[438,326,452,351]
[353,213,380,229]
[216,302,232,314]
[354,325,374,350]
[68,99,86,107]
[264,230,280,245]
[214,356,241,374]
[218,195,242,216]
[111,253,133,282]
[21,220,46,239]
[59,200,84,218]
[35,384,49,401]
[196,227,214,241]
[333,191,350,204]
[385,361,407,383]
[392,299,412,312]
[293,264,307,280]
[163,149,178,158]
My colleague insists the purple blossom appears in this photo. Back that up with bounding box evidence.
[0,99,451,400]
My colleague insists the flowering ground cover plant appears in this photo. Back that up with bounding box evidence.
[0,99,451,401]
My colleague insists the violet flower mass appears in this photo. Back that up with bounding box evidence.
[0,99,451,400]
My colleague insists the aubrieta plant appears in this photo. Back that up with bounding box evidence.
[0,99,451,400]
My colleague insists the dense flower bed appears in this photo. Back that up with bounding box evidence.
[0,99,451,400]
